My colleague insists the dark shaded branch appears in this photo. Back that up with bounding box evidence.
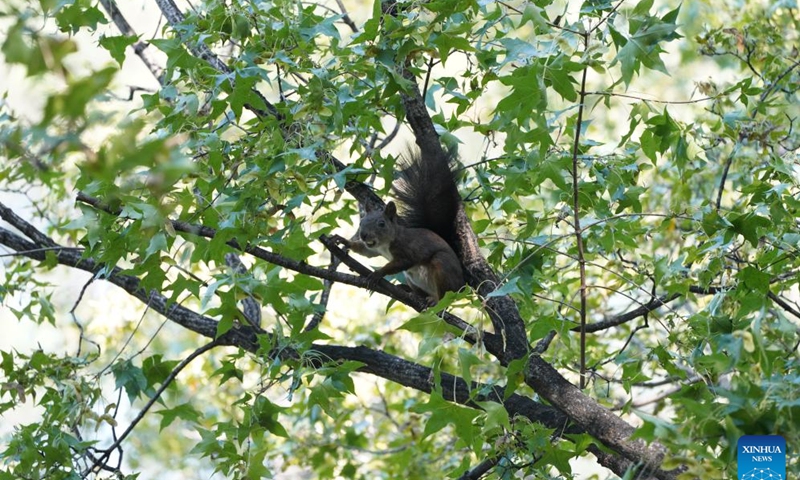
[334,0,358,33]
[0,226,569,436]
[303,248,341,332]
[584,285,725,333]
[586,444,659,480]
[769,291,800,321]
[0,202,58,248]
[75,193,504,355]
[0,204,650,479]
[458,455,500,480]
[74,191,394,296]
[583,293,680,333]
[716,148,736,210]
[391,18,529,365]
[571,30,590,388]
[525,355,681,480]
[316,345,572,433]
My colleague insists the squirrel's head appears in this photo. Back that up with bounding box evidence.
[358,201,399,247]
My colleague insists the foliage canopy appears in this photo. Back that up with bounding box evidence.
[0,0,799,478]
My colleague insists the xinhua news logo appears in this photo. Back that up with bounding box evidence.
[737,435,786,480]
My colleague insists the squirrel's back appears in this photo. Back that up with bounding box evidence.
[393,149,461,251]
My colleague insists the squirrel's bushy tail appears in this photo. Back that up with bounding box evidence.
[394,149,461,249]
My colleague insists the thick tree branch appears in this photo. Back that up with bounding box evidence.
[0,204,649,479]
[392,20,529,365]
[525,355,680,480]
[74,193,496,349]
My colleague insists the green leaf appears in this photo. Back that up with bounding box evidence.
[433,33,474,63]
[99,35,138,66]
[55,3,108,34]
[39,0,57,13]
[738,266,770,294]
[155,403,202,430]
[457,347,481,386]
[730,212,770,247]
[142,354,180,390]
[251,396,289,438]
[212,360,244,385]
[486,277,521,298]
[145,233,168,259]
[476,400,511,432]
[412,391,479,449]
[520,4,549,30]
[504,357,527,399]
[111,359,148,403]
[215,313,235,338]
[398,312,462,337]
[42,67,118,124]
[495,65,546,122]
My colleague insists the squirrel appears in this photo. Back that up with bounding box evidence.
[332,149,465,305]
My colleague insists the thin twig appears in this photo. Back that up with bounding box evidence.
[334,0,358,33]
[0,246,83,258]
[587,91,716,105]
[303,247,341,332]
[85,340,220,475]
[571,30,590,389]
[768,291,800,321]
[69,276,99,358]
[590,0,626,34]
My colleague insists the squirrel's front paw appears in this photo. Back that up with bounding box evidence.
[365,271,384,290]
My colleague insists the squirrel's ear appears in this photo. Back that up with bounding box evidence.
[384,201,397,219]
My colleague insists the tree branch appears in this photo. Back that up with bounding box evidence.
[571,30,590,388]
[525,355,680,480]
[457,455,500,480]
[388,5,530,364]
[0,203,650,479]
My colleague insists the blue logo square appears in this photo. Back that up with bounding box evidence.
[738,435,786,480]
